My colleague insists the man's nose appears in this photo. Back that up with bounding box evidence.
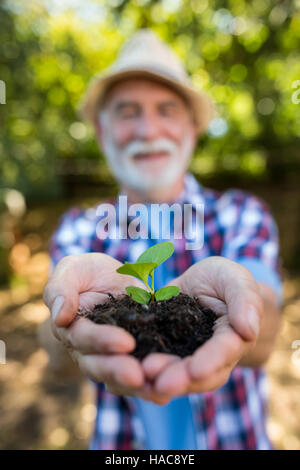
[135,115,161,141]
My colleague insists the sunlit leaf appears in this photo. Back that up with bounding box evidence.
[126,286,151,305]
[137,241,174,266]
[116,262,157,286]
[155,286,180,301]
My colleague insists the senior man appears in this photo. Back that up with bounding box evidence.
[43,30,282,450]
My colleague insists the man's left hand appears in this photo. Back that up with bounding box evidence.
[117,256,264,404]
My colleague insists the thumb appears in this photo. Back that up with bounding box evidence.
[222,265,263,342]
[43,278,79,328]
[43,252,144,327]
[43,253,111,327]
[43,255,90,327]
[164,274,184,290]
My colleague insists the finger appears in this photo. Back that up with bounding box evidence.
[104,383,141,397]
[53,316,136,354]
[142,353,181,381]
[154,357,191,396]
[154,318,253,395]
[164,275,184,291]
[168,257,263,342]
[188,317,254,381]
[72,352,144,389]
[104,381,172,405]
[217,261,263,341]
[154,358,233,396]
[136,381,173,405]
[77,291,116,312]
[187,366,232,394]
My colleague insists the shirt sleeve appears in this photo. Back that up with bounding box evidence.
[218,190,283,306]
[48,206,97,276]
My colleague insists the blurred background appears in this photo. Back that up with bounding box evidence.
[1,0,300,450]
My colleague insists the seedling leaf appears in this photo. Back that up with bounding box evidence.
[137,241,174,266]
[116,242,181,306]
[155,286,180,301]
[126,286,151,305]
[116,262,157,286]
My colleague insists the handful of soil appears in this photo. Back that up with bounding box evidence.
[78,293,217,360]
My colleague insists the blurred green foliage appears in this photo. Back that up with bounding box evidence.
[1,0,300,205]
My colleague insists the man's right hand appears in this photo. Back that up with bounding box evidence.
[43,253,173,404]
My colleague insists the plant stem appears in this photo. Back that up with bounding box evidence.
[151,271,154,293]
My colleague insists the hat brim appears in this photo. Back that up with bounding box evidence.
[79,68,214,135]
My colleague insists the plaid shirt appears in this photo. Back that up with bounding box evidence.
[49,172,282,450]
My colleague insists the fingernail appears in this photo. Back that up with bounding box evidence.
[247,306,260,338]
[51,296,64,321]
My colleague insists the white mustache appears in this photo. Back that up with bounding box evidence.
[121,138,178,160]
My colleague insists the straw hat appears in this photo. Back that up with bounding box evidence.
[80,29,214,135]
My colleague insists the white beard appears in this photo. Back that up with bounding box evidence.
[100,126,195,192]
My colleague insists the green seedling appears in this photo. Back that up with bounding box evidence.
[116,241,180,305]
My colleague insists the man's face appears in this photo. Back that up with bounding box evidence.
[96,78,197,192]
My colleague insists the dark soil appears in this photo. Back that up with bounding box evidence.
[78,293,217,360]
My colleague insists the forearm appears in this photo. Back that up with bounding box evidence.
[238,283,282,368]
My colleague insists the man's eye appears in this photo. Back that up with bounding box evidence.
[119,109,138,118]
[161,107,177,116]
[121,114,136,119]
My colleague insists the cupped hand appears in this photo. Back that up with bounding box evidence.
[138,256,263,401]
[43,253,172,403]
[43,254,263,406]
